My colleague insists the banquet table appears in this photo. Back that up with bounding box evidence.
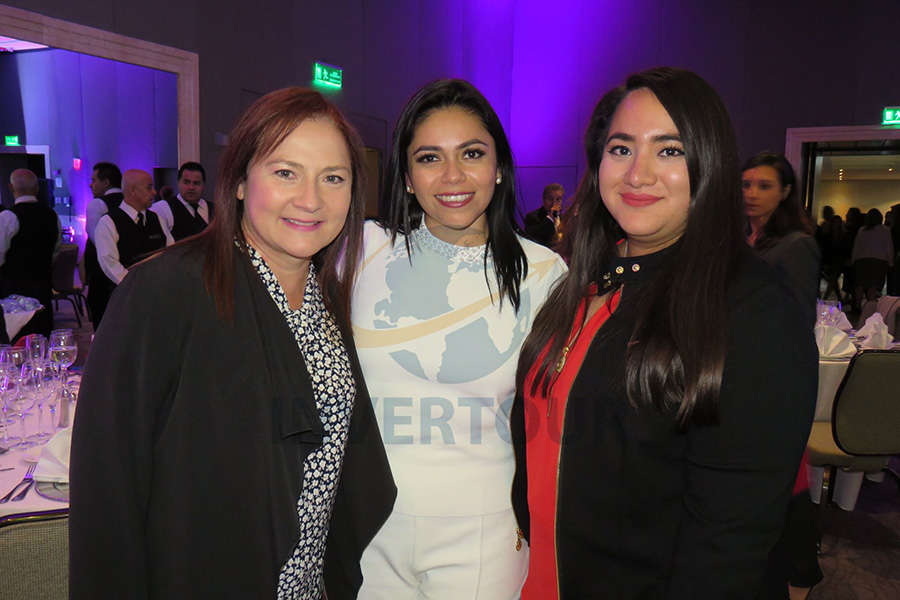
[815,358,851,422]
[810,343,900,510]
[0,410,70,519]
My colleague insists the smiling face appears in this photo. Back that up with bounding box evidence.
[405,106,498,246]
[238,117,352,283]
[598,88,691,256]
[742,165,788,223]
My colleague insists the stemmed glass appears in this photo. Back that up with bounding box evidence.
[10,361,36,449]
[25,334,47,363]
[49,329,77,387]
[26,360,57,442]
[0,346,26,424]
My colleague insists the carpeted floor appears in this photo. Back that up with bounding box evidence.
[810,459,900,599]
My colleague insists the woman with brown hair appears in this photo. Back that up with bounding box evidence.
[70,88,395,599]
[511,68,816,598]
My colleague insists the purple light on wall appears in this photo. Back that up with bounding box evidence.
[14,48,177,250]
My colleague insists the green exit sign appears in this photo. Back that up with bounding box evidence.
[313,62,342,89]
[4,135,20,146]
[883,107,900,125]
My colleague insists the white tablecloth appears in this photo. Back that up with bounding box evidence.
[815,358,851,421]
[0,411,69,518]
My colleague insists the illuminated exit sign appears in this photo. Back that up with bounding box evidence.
[4,135,20,146]
[883,107,900,125]
[313,62,342,89]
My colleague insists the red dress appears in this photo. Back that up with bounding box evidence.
[521,286,621,600]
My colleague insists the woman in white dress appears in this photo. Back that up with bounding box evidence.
[352,79,566,599]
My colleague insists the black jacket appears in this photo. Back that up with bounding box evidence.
[512,246,817,599]
[524,206,557,248]
[70,244,395,599]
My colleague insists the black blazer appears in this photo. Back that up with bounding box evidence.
[70,244,395,599]
[512,247,817,598]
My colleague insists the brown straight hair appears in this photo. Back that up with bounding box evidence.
[517,67,745,429]
[742,152,813,250]
[181,87,366,321]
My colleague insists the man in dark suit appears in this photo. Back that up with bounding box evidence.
[0,168,61,338]
[524,183,564,248]
[91,169,172,327]
[150,161,214,241]
[85,162,124,327]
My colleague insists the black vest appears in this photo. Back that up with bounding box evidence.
[107,207,166,269]
[166,197,212,241]
[101,191,124,212]
[0,201,58,289]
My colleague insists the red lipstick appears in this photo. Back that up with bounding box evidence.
[621,193,662,207]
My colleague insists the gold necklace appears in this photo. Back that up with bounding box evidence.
[547,240,629,415]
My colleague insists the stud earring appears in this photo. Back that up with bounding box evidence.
[406,185,414,194]
[496,174,502,184]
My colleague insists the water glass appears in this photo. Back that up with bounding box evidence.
[25,334,48,363]
[6,364,36,449]
[49,329,78,387]
[26,360,57,442]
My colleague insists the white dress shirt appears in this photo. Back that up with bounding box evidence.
[85,188,122,240]
[94,201,174,285]
[0,195,63,267]
[150,194,210,237]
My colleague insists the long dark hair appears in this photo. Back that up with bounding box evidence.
[742,152,813,249]
[517,67,745,429]
[382,79,527,311]
[181,87,366,321]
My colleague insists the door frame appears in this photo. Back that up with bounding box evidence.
[785,125,900,177]
[0,3,199,162]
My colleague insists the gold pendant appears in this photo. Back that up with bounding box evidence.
[555,346,570,373]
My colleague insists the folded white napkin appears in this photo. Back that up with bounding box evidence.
[814,325,857,358]
[834,311,853,331]
[857,313,887,338]
[860,327,894,349]
[34,427,71,483]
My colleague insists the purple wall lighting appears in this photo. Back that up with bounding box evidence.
[6,48,177,248]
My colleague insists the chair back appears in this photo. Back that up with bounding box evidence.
[831,349,900,456]
[51,244,79,292]
[0,509,69,599]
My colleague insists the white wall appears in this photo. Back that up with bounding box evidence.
[814,180,900,220]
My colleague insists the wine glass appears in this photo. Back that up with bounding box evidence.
[0,346,27,423]
[49,329,78,388]
[0,367,18,449]
[10,362,36,449]
[26,360,57,442]
[25,334,47,363]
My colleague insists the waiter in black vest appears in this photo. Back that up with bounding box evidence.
[91,169,172,327]
[0,168,61,338]
[85,162,124,328]
[150,161,214,241]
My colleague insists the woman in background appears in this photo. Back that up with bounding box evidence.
[70,88,394,599]
[742,152,820,325]
[512,67,817,598]
[352,79,566,599]
[742,152,823,599]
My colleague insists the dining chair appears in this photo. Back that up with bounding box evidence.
[0,509,69,599]
[807,349,900,511]
[51,244,88,327]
